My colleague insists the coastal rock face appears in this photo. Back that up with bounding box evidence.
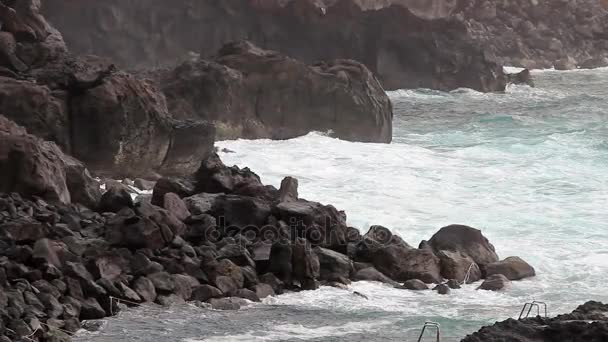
[42,0,507,92]
[0,115,100,206]
[0,1,215,178]
[0,60,216,178]
[148,41,393,143]
[452,0,608,69]
[462,301,608,341]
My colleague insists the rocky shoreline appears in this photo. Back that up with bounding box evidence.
[1,113,538,341]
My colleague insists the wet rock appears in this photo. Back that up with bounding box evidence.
[477,274,511,291]
[157,294,186,306]
[446,279,461,289]
[554,56,577,70]
[400,279,429,291]
[291,238,320,290]
[434,284,451,295]
[207,297,246,311]
[436,250,482,284]
[428,225,499,271]
[485,257,535,281]
[79,298,106,320]
[133,277,157,302]
[191,285,223,302]
[274,200,348,250]
[353,267,397,286]
[267,240,293,285]
[259,273,284,295]
[233,288,260,302]
[252,283,275,299]
[507,69,534,87]
[315,247,353,284]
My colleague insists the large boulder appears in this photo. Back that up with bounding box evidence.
[0,115,100,206]
[428,225,499,271]
[274,200,348,250]
[436,250,482,284]
[355,226,441,283]
[314,247,354,284]
[477,274,511,291]
[69,72,215,177]
[291,238,320,289]
[485,257,535,281]
[150,41,392,143]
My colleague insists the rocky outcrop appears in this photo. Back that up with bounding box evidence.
[147,41,393,142]
[452,0,608,69]
[0,2,216,178]
[42,0,508,92]
[0,115,100,207]
[462,301,608,341]
[0,148,538,341]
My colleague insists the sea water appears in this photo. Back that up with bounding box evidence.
[75,69,608,341]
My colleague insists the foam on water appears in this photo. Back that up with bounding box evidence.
[76,68,608,341]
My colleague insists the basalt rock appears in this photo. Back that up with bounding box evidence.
[452,0,608,70]
[42,0,507,92]
[149,41,392,143]
[485,256,535,281]
[462,301,608,342]
[428,225,499,272]
[0,0,215,178]
[0,115,100,206]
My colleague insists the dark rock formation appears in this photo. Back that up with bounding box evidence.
[452,0,608,69]
[485,256,536,281]
[42,0,508,92]
[428,224,499,272]
[0,1,215,178]
[477,274,510,291]
[147,41,393,143]
[462,301,608,342]
[0,139,538,341]
[400,279,428,290]
[0,115,100,207]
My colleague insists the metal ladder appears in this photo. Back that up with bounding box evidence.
[417,321,441,342]
[519,301,548,319]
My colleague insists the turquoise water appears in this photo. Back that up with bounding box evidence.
[77,69,608,341]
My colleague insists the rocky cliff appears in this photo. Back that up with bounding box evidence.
[0,0,395,178]
[41,0,507,92]
[452,0,608,69]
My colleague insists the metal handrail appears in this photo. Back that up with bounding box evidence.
[519,301,548,319]
[417,321,441,342]
[462,263,476,285]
